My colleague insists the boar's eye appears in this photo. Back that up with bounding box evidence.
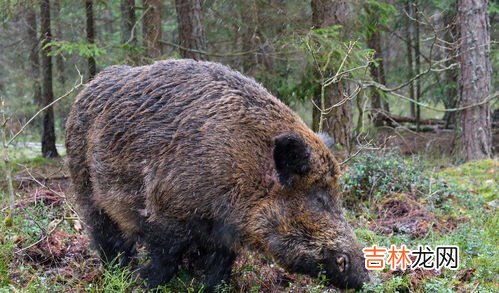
[314,194,327,209]
[273,132,311,187]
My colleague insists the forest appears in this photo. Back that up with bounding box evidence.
[0,0,497,292]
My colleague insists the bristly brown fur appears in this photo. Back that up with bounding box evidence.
[65,59,369,291]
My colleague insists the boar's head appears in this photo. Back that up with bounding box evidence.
[250,132,370,290]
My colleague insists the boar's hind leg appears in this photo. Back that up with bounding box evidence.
[141,224,191,289]
[200,245,236,292]
[86,206,136,266]
[71,171,136,266]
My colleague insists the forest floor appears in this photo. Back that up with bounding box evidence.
[0,137,497,292]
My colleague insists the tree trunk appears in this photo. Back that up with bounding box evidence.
[311,0,354,150]
[24,7,42,106]
[459,0,492,160]
[238,0,273,74]
[365,5,387,127]
[414,1,421,131]
[53,0,65,88]
[443,67,459,128]
[40,0,59,158]
[240,0,261,73]
[175,0,206,60]
[85,0,96,79]
[406,1,416,118]
[143,0,162,59]
[442,5,459,129]
[121,0,136,44]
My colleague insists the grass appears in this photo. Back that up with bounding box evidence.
[0,145,497,292]
[358,159,498,292]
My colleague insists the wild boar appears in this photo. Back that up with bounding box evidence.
[65,59,370,291]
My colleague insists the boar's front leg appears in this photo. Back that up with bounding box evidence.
[141,223,191,289]
[199,245,236,292]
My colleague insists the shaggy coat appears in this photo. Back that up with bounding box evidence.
[65,59,369,291]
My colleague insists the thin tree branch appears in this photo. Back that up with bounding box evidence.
[6,66,83,147]
[160,39,261,58]
[364,80,498,112]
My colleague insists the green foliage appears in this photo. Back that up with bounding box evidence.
[93,263,139,292]
[429,0,457,12]
[45,40,106,59]
[292,26,374,106]
[363,275,411,293]
[438,159,498,202]
[361,0,396,38]
[302,26,373,79]
[0,229,13,287]
[491,39,499,93]
[490,0,499,16]
[357,159,498,292]
[342,151,450,205]
[158,270,205,293]
[0,0,19,22]
[0,209,19,289]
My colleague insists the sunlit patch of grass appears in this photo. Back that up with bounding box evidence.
[438,159,497,202]
[0,144,66,172]
[363,275,412,293]
[91,263,140,292]
[410,159,498,292]
[350,159,498,292]
[435,160,498,290]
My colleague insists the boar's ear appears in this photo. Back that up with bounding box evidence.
[273,133,311,186]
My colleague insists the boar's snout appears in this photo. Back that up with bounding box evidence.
[323,249,370,290]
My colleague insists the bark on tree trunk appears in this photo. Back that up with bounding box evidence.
[442,5,459,129]
[240,0,261,73]
[143,0,162,59]
[414,2,421,131]
[366,5,388,127]
[406,1,416,119]
[239,0,273,74]
[311,0,354,150]
[40,0,59,158]
[443,68,459,128]
[175,0,206,60]
[459,0,492,160]
[24,7,42,106]
[53,0,65,88]
[85,0,96,79]
[121,0,136,44]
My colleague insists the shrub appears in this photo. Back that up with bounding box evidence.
[341,151,449,207]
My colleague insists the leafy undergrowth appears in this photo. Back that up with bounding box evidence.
[347,157,498,293]
[0,153,497,292]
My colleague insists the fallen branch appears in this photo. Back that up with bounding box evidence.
[14,175,69,182]
[381,114,445,125]
[15,218,63,255]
